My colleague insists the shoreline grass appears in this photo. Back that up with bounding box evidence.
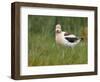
[28,35,87,66]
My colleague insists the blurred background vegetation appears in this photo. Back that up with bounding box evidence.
[28,15,88,66]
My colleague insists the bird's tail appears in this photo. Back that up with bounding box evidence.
[80,37,84,41]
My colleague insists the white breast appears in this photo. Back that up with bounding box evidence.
[55,32,67,45]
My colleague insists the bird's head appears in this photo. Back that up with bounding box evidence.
[55,24,62,33]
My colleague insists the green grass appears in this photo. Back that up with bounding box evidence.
[28,34,87,66]
[28,15,88,66]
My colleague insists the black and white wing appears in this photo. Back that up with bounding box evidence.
[64,32,80,43]
[65,37,78,43]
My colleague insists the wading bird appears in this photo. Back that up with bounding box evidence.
[55,24,82,48]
